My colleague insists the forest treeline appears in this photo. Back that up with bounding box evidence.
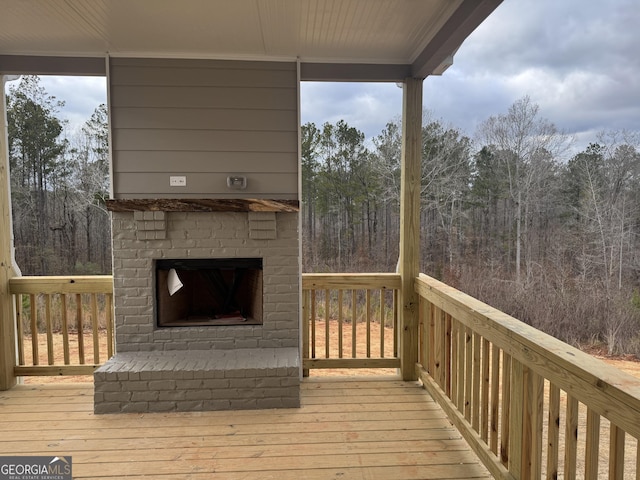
[302,96,640,355]
[6,77,640,354]
[6,76,110,275]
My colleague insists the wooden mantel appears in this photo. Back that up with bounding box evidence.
[106,198,300,213]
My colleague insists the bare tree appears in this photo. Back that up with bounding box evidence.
[476,96,573,283]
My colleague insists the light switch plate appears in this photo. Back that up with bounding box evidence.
[170,176,187,187]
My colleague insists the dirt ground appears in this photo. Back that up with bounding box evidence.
[581,345,640,378]
[21,331,111,384]
[22,320,397,382]
[21,323,640,381]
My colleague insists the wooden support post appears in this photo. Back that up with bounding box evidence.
[399,77,422,381]
[0,75,18,390]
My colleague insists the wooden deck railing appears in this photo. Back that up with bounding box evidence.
[415,273,640,480]
[8,276,114,376]
[302,273,401,371]
[7,272,402,377]
[6,270,640,478]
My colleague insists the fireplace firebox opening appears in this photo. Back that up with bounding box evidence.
[156,258,263,327]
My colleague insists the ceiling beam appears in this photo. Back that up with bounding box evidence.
[0,55,106,76]
[411,0,503,78]
[300,63,412,82]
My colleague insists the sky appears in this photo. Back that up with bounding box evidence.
[32,0,640,155]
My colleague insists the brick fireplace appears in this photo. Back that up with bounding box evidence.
[94,201,301,413]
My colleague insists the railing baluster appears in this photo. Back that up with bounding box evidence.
[439,312,448,389]
[351,290,357,358]
[464,326,473,422]
[489,344,500,454]
[91,293,100,364]
[481,337,490,442]
[15,294,25,366]
[76,293,85,365]
[366,290,371,358]
[450,317,459,408]
[439,310,447,387]
[509,359,525,477]
[444,313,451,397]
[608,424,624,480]
[45,294,54,365]
[310,290,316,359]
[434,307,443,387]
[456,323,465,411]
[324,289,330,359]
[379,289,385,357]
[528,370,544,480]
[521,364,533,480]
[565,394,579,480]
[30,293,38,366]
[500,353,511,467]
[337,290,343,358]
[547,383,560,480]
[105,292,113,358]
[472,332,481,432]
[393,289,398,358]
[302,290,309,374]
[61,294,70,364]
[427,303,435,374]
[584,407,600,480]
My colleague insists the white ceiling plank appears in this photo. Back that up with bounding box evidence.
[0,0,504,78]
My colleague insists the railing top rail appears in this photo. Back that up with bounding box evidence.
[302,273,401,290]
[9,275,114,294]
[415,272,640,439]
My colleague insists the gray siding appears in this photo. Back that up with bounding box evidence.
[109,58,298,199]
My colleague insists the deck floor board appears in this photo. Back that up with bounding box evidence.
[0,377,491,479]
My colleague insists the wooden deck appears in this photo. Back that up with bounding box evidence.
[0,377,490,480]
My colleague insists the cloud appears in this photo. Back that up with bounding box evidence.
[426,0,640,149]
[38,76,107,133]
[301,82,402,139]
[459,0,639,75]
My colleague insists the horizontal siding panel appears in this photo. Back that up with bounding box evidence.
[109,57,298,198]
[114,151,297,173]
[110,57,296,72]
[110,66,296,88]
[111,107,296,131]
[110,85,296,110]
[113,129,297,152]
[114,172,298,196]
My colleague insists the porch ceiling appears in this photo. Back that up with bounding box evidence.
[0,0,502,80]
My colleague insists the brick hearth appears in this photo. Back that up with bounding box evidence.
[94,348,299,413]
